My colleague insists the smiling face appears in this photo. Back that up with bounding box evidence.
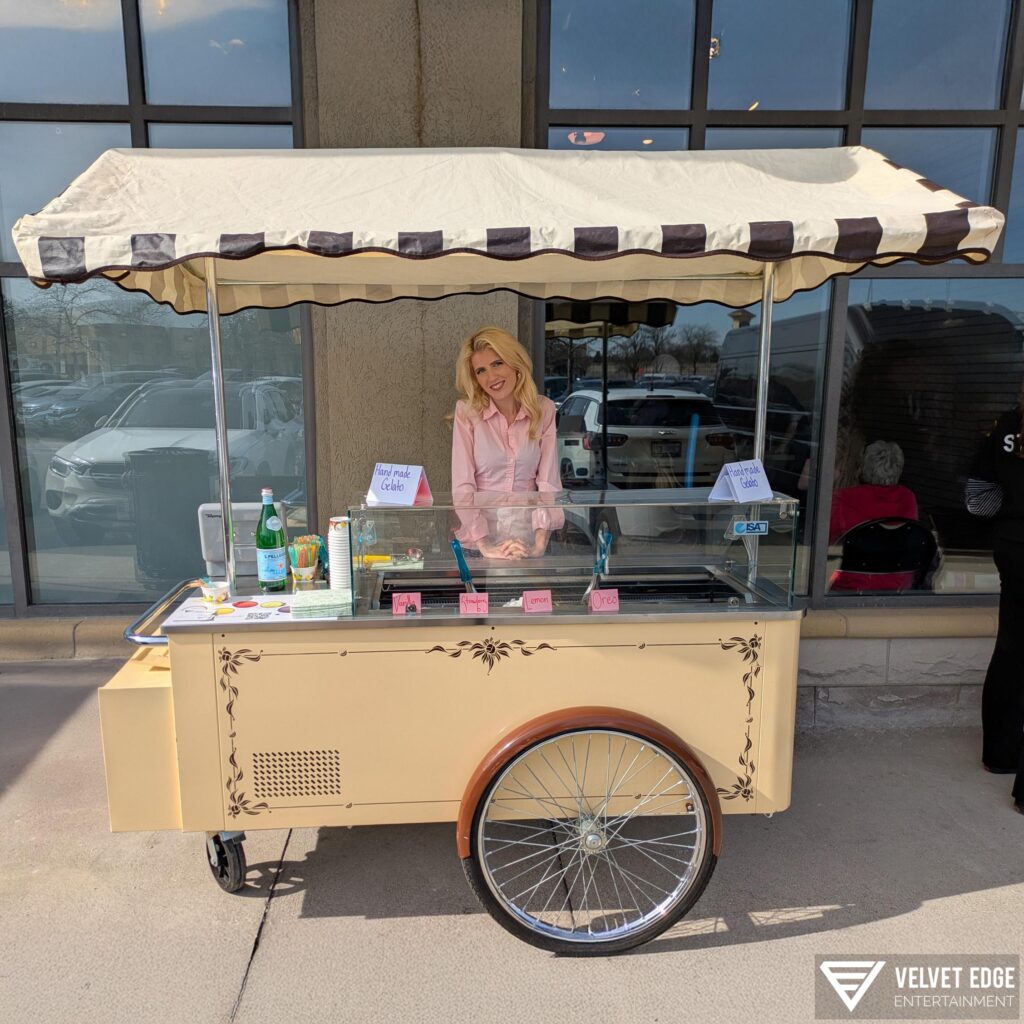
[471,347,518,405]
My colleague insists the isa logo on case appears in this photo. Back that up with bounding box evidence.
[733,520,769,536]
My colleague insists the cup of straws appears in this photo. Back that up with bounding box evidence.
[288,535,321,583]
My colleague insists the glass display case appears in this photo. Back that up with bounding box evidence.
[346,489,799,618]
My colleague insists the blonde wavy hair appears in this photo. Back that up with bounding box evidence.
[455,327,544,439]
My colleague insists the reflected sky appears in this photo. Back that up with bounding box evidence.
[705,127,844,150]
[148,122,293,148]
[550,0,695,110]
[865,0,1009,109]
[0,0,127,103]
[140,0,291,107]
[707,0,851,110]
[547,127,688,150]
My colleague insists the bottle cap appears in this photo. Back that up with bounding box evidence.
[261,487,273,497]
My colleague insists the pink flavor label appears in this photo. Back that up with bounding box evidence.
[522,589,553,613]
[459,592,490,615]
[392,592,422,615]
[588,588,620,613]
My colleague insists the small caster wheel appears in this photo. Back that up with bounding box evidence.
[206,832,247,893]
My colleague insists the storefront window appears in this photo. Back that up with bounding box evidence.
[707,0,851,110]
[0,121,131,263]
[546,288,830,594]
[549,0,695,110]
[148,123,293,149]
[0,471,11,603]
[832,279,1024,595]
[864,0,1009,110]
[0,0,128,104]
[1001,132,1024,263]
[547,127,688,150]
[3,278,305,604]
[705,127,844,150]
[139,0,291,107]
[860,127,996,205]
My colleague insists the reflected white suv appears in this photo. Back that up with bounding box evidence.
[45,380,301,542]
[556,388,734,488]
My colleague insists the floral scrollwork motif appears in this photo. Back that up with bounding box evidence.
[217,647,270,818]
[425,638,556,675]
[716,635,762,802]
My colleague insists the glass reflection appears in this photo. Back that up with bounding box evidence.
[705,127,844,150]
[860,127,995,205]
[0,121,131,263]
[148,123,294,149]
[1001,133,1024,263]
[3,279,305,604]
[549,0,695,110]
[0,470,10,603]
[865,0,1009,109]
[139,0,291,107]
[707,0,850,110]
[834,279,1024,595]
[0,0,128,103]
[545,289,830,594]
[547,127,688,151]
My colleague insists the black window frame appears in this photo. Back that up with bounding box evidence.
[534,0,1024,608]
[0,0,312,617]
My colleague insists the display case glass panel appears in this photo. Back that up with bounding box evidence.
[346,490,798,618]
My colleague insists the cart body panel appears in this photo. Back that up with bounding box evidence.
[99,614,800,833]
[97,646,182,831]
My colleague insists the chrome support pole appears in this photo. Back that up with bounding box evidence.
[204,257,235,589]
[753,262,775,464]
[748,263,776,589]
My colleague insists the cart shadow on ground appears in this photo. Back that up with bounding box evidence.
[0,660,122,799]
[240,727,1023,956]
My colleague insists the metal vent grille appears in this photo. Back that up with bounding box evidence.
[251,750,342,800]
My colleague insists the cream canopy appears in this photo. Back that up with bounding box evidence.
[11,145,1004,315]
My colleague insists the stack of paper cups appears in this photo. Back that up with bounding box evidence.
[328,516,352,598]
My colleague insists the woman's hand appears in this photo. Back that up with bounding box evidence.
[478,538,530,559]
[529,529,551,558]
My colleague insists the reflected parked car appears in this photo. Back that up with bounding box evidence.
[556,388,734,488]
[45,380,302,542]
[17,384,88,430]
[42,381,150,438]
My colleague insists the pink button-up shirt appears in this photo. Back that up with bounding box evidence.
[451,397,565,544]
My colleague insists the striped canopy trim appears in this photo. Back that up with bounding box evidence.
[12,146,1004,314]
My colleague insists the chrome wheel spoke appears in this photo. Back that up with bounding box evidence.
[477,729,711,946]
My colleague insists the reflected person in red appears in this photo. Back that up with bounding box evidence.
[451,327,564,559]
[829,440,919,591]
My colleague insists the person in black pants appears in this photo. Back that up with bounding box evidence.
[967,404,1024,814]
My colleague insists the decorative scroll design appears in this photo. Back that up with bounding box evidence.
[425,638,556,675]
[218,647,270,818]
[716,634,762,802]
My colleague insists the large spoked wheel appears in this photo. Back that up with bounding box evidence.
[464,728,718,955]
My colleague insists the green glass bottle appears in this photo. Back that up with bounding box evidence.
[255,487,287,593]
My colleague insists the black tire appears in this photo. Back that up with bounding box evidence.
[207,834,247,893]
[463,727,719,955]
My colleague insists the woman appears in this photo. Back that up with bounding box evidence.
[829,440,919,592]
[967,400,1024,815]
[451,326,564,559]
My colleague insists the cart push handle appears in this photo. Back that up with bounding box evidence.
[123,577,198,647]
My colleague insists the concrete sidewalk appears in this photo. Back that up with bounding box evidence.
[1,658,1021,1024]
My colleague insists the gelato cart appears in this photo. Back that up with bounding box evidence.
[12,146,1002,953]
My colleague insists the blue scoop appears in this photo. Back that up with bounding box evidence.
[450,539,477,593]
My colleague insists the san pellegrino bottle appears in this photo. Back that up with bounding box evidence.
[256,487,287,593]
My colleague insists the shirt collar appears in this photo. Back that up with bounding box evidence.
[483,399,527,422]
